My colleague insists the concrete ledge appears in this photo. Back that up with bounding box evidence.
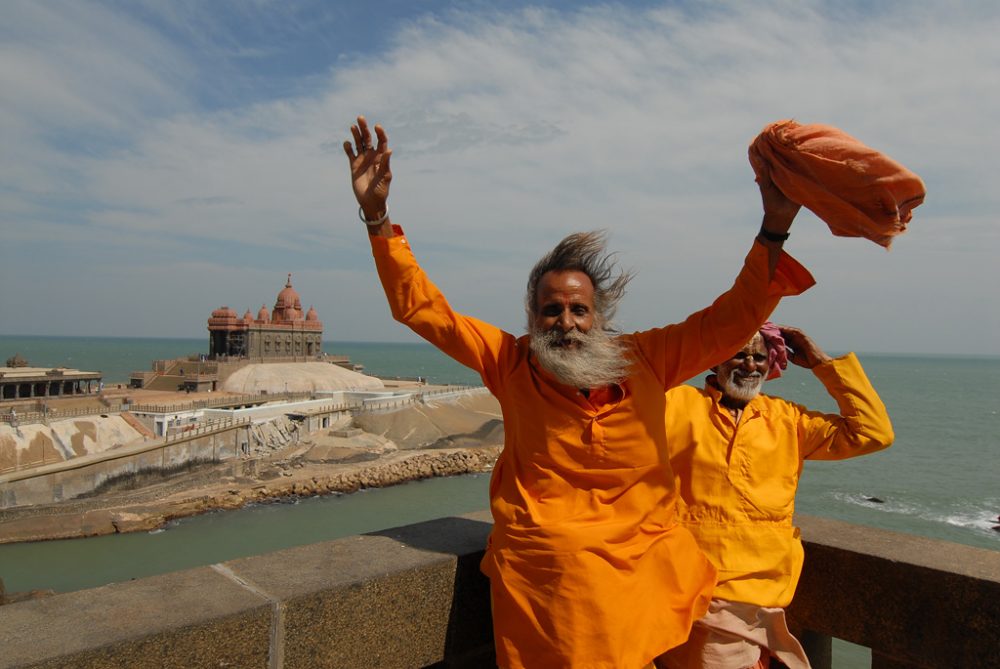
[0,511,495,669]
[3,511,996,669]
[0,567,272,668]
[788,515,1000,669]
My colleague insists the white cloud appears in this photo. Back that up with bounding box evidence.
[1,1,998,355]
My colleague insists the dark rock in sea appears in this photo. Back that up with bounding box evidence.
[864,496,885,504]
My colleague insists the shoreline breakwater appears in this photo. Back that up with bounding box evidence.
[0,445,501,544]
[0,384,506,544]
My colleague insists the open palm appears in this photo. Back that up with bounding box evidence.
[344,116,392,220]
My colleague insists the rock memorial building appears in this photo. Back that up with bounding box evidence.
[208,274,323,361]
[131,275,359,392]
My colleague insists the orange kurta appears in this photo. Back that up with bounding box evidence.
[370,228,814,669]
[666,353,894,608]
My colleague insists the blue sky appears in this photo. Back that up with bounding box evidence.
[2,0,998,355]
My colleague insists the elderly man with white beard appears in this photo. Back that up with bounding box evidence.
[343,115,817,669]
[661,324,894,669]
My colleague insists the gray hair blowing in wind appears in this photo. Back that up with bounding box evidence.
[526,231,635,388]
[525,230,634,330]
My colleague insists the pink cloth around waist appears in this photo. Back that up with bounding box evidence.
[749,119,926,249]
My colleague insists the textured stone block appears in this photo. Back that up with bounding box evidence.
[0,567,271,669]
[225,518,492,669]
[787,515,1000,669]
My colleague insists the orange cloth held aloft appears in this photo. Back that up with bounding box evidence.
[749,120,926,248]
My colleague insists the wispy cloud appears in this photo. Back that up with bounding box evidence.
[1,1,997,354]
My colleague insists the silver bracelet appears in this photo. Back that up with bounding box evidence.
[359,205,389,226]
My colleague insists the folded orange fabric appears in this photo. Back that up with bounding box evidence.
[749,120,926,248]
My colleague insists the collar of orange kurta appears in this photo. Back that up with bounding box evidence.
[702,375,771,426]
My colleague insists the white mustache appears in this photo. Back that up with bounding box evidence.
[539,328,586,347]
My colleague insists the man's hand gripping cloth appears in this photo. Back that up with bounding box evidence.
[749,120,926,248]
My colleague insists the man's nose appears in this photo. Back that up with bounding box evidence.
[558,310,575,331]
[741,357,757,371]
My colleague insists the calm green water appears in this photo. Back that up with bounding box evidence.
[0,474,491,593]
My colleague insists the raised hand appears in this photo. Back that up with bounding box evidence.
[750,152,799,235]
[779,325,832,369]
[344,116,392,221]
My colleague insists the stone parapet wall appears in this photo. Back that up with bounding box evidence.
[787,516,1000,668]
[1,513,998,668]
[0,512,496,669]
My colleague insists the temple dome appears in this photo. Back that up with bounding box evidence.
[211,306,238,319]
[273,274,304,322]
[306,305,319,321]
[257,304,270,321]
[275,274,300,308]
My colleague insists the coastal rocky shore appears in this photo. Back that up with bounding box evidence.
[0,389,505,544]
[0,445,501,544]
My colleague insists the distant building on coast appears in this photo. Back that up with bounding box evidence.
[130,274,371,394]
[208,274,324,360]
[0,366,102,402]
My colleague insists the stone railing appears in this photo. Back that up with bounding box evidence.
[130,391,313,414]
[163,417,250,443]
[1,391,311,426]
[0,388,484,427]
[418,385,487,401]
[0,404,128,427]
[1,513,997,668]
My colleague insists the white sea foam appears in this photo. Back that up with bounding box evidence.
[831,491,921,516]
[831,492,1000,538]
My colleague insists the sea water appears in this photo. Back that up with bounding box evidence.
[1,336,997,667]
[0,335,482,388]
[1,335,997,560]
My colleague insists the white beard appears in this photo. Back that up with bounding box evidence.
[719,368,764,402]
[529,326,630,389]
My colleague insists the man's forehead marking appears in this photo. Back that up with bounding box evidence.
[741,333,766,352]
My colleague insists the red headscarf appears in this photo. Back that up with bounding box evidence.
[758,321,787,380]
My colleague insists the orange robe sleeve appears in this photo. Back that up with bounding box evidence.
[749,119,926,248]
[631,241,815,388]
[370,226,512,391]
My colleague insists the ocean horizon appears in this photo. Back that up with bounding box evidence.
[2,333,997,384]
